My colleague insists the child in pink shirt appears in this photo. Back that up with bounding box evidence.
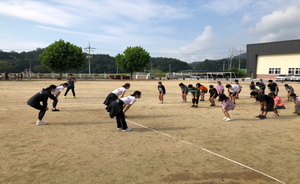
[269,93,285,117]
[218,94,235,121]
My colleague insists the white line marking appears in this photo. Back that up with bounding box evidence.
[127,120,286,184]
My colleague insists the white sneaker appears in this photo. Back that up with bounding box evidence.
[159,101,163,104]
[36,120,48,125]
[222,117,227,120]
[181,101,187,103]
[225,118,232,121]
[122,128,132,132]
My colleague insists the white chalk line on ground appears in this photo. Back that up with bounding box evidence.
[127,120,286,184]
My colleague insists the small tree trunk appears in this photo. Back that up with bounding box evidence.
[130,72,133,80]
[58,72,63,80]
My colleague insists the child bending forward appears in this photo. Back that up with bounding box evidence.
[218,94,235,121]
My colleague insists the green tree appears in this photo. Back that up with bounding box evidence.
[115,46,150,79]
[39,39,85,79]
[0,61,11,72]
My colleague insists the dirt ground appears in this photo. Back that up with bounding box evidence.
[0,79,299,184]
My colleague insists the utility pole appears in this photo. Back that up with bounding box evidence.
[84,43,96,75]
[228,48,237,70]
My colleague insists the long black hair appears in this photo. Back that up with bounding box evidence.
[44,84,56,91]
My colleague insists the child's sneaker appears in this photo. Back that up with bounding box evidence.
[273,114,279,117]
[36,120,47,125]
[222,117,227,120]
[73,96,76,98]
[225,118,232,121]
[63,96,66,99]
[122,128,132,132]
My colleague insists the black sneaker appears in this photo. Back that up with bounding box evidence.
[191,105,195,107]
[210,104,216,106]
[259,115,266,119]
[194,106,198,108]
[52,109,60,111]
[255,114,263,118]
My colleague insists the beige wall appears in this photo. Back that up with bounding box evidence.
[257,53,300,75]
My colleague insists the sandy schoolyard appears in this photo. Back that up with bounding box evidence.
[0,79,299,184]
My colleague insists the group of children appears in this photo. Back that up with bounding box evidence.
[249,79,300,119]
[28,78,299,129]
[177,81,237,121]
[168,79,299,122]
[27,74,78,125]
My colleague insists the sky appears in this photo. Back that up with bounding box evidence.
[0,0,300,63]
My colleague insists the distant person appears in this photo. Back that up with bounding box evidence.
[267,80,279,95]
[5,72,8,80]
[216,81,224,94]
[104,83,131,110]
[196,83,208,101]
[250,91,274,119]
[269,93,285,117]
[218,94,235,121]
[107,91,142,132]
[208,85,218,106]
[234,79,242,99]
[284,84,294,101]
[64,74,76,98]
[290,93,300,115]
[0,73,2,80]
[27,85,57,125]
[158,81,166,104]
[258,79,266,94]
[51,83,68,111]
[179,83,188,103]
[188,84,200,108]
[20,73,23,80]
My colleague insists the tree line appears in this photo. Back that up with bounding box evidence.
[0,41,246,76]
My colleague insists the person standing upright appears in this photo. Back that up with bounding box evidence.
[64,74,76,98]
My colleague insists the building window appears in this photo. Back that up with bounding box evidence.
[288,68,300,74]
[288,68,295,74]
[269,68,281,74]
[269,68,274,74]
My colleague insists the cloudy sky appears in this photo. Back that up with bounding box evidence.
[0,0,300,63]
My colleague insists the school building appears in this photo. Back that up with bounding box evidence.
[246,39,300,79]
